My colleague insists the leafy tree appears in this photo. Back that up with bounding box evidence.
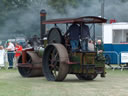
[47,0,79,14]
[2,0,29,10]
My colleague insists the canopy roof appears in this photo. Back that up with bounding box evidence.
[42,16,107,24]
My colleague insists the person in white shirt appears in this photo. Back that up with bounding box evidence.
[6,41,15,69]
[0,46,5,67]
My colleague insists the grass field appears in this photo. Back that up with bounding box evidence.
[0,68,128,96]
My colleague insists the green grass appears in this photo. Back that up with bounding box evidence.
[0,69,128,96]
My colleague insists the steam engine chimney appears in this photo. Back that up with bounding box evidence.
[40,9,46,44]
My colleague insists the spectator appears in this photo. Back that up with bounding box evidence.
[66,23,80,52]
[80,23,90,51]
[15,42,23,67]
[0,46,5,68]
[0,45,4,50]
[6,41,15,69]
[96,40,104,54]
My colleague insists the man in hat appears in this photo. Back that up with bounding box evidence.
[80,23,90,51]
[66,23,80,52]
[6,41,15,69]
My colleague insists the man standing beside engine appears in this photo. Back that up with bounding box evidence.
[6,41,15,69]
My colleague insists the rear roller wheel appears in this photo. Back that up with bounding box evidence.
[43,44,69,81]
[76,73,97,80]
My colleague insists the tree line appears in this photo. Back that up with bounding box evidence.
[0,0,127,39]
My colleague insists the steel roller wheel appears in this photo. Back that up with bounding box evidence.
[18,54,32,77]
[43,44,69,81]
[76,73,97,80]
[48,28,63,44]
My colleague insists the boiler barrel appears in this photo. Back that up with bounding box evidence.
[35,47,44,58]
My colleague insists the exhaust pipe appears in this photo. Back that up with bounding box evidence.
[40,9,47,45]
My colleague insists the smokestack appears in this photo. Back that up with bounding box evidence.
[40,9,46,44]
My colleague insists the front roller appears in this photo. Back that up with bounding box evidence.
[18,51,43,77]
[42,44,69,81]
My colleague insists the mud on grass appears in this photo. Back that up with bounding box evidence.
[0,69,128,96]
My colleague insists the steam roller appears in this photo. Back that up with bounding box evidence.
[18,9,106,81]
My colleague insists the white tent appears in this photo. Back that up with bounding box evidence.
[102,22,128,44]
